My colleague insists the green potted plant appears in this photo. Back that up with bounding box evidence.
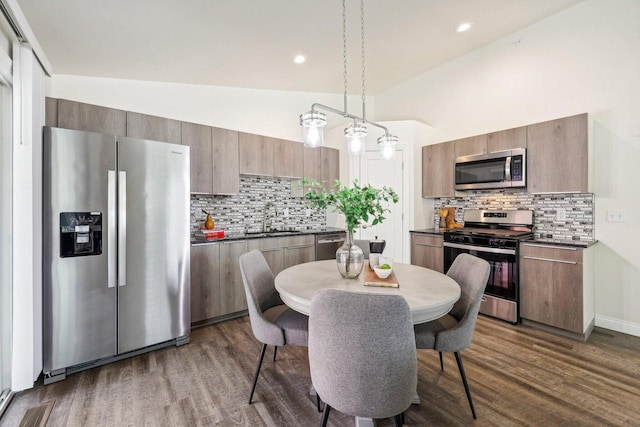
[302,178,398,278]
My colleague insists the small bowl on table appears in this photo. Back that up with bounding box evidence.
[373,265,393,279]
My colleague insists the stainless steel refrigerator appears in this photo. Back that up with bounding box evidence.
[43,127,190,383]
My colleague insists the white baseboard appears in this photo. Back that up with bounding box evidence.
[595,315,640,337]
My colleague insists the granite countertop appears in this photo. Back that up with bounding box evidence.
[410,228,446,235]
[525,238,598,248]
[191,227,346,245]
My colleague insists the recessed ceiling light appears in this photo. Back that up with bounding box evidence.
[456,22,472,33]
[294,55,306,64]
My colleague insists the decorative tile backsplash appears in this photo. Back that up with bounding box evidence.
[190,176,325,234]
[434,190,594,242]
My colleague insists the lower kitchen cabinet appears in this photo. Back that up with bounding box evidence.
[283,235,315,268]
[190,243,221,323]
[191,235,317,326]
[248,237,285,277]
[219,240,249,315]
[410,233,444,273]
[519,242,595,340]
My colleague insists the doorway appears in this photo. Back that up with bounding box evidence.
[358,149,404,262]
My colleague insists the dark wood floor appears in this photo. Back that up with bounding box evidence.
[2,315,640,426]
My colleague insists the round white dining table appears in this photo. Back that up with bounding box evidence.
[275,260,461,325]
[275,260,461,427]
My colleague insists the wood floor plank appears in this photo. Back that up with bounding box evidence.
[2,315,640,426]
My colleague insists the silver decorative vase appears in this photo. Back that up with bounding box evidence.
[336,230,364,279]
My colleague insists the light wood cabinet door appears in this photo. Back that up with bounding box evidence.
[283,235,316,269]
[303,146,322,182]
[321,147,340,190]
[410,233,443,273]
[422,142,455,198]
[219,240,248,315]
[45,97,58,127]
[58,99,127,136]
[126,111,181,144]
[526,113,588,193]
[487,126,527,152]
[273,139,303,178]
[182,122,213,194]
[520,243,583,333]
[190,244,221,323]
[248,238,285,277]
[212,127,240,195]
[454,135,487,158]
[239,132,274,176]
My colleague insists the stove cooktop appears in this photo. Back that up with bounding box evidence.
[445,227,533,240]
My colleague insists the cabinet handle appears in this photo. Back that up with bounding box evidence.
[286,244,314,250]
[415,242,442,248]
[260,248,281,252]
[522,243,577,251]
[522,256,577,265]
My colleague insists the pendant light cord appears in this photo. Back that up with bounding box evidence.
[343,0,348,114]
[361,0,366,121]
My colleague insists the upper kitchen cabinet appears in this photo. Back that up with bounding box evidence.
[487,126,527,152]
[45,97,58,127]
[57,99,126,136]
[182,122,213,194]
[239,132,274,176]
[422,142,455,198]
[126,111,182,144]
[321,147,340,190]
[526,113,588,193]
[454,134,487,158]
[303,146,322,180]
[182,123,240,195]
[211,127,240,194]
[273,138,303,178]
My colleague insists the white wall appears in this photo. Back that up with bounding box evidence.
[50,75,372,143]
[375,0,640,336]
[11,42,45,390]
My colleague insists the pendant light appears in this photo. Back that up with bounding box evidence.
[299,0,398,159]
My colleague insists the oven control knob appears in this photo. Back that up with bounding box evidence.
[490,239,506,247]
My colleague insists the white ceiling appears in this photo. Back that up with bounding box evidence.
[17,0,584,95]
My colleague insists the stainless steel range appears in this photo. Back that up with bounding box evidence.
[443,209,533,324]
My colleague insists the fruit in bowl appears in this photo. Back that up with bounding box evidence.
[373,265,393,279]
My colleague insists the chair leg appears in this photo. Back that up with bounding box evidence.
[401,411,405,424]
[320,404,331,427]
[273,346,278,361]
[393,413,403,426]
[316,394,324,412]
[439,351,444,371]
[249,343,268,404]
[454,351,477,419]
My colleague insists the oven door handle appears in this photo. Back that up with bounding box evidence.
[444,242,516,255]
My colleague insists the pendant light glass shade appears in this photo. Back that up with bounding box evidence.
[345,123,367,155]
[377,134,398,160]
[300,111,327,147]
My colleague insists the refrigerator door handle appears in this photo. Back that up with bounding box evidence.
[118,171,127,287]
[108,170,117,288]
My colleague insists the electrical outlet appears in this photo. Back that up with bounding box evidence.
[283,208,289,217]
[305,208,312,217]
[607,210,626,222]
[556,208,566,221]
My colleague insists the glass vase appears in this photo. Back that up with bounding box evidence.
[336,230,364,279]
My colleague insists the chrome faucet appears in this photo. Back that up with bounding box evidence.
[263,202,278,232]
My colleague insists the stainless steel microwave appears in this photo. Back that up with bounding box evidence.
[454,148,526,190]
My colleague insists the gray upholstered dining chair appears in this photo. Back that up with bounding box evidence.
[309,289,416,427]
[353,239,370,259]
[413,253,490,419]
[239,250,309,404]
